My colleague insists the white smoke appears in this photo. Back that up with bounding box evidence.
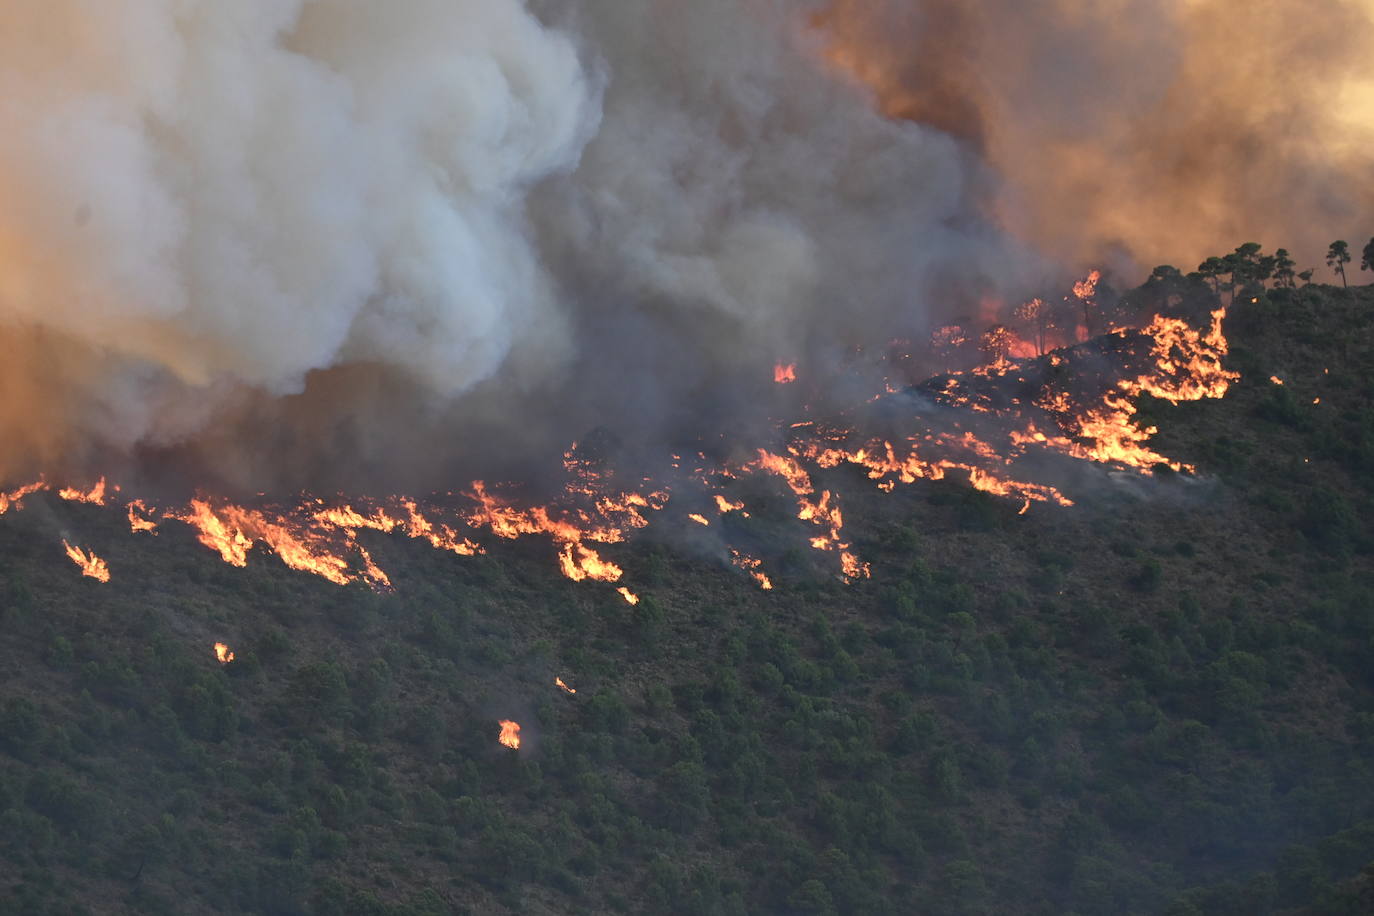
[0,1,1034,483]
[0,1,596,448]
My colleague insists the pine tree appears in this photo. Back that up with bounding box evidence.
[1326,240,1351,288]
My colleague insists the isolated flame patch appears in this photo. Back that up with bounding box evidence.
[63,541,110,583]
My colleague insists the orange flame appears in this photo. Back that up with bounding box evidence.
[730,549,773,590]
[714,493,746,515]
[774,362,798,384]
[1,302,1236,607]
[127,500,159,533]
[751,449,869,581]
[556,677,576,695]
[559,541,623,583]
[58,477,109,505]
[1072,269,1102,301]
[498,719,521,749]
[214,642,235,664]
[0,480,47,515]
[63,540,110,582]
[466,477,664,586]
[170,498,392,589]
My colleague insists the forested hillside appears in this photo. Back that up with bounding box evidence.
[3,278,1374,915]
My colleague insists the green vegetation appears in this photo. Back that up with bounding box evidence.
[2,270,1374,915]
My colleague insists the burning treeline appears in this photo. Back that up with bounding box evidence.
[0,2,1355,602]
[0,1,1368,497]
[4,264,1244,602]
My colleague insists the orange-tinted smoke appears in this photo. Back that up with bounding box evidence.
[815,0,1374,271]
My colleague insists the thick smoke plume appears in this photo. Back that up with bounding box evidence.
[819,0,1374,272]
[0,1,1369,491]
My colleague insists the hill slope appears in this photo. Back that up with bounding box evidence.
[3,282,1374,915]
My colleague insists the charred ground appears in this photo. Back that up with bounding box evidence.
[3,280,1374,915]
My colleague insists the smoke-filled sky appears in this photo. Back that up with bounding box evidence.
[0,0,1370,490]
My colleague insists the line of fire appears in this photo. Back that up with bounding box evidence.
[12,271,1240,625]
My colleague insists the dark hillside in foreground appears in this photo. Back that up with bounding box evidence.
[3,282,1374,915]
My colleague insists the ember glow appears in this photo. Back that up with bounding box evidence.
[214,642,235,664]
[498,719,522,750]
[63,541,110,583]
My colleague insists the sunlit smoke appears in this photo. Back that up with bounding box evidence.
[0,1,1365,490]
[816,0,1374,272]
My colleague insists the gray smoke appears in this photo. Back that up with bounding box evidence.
[0,1,1365,490]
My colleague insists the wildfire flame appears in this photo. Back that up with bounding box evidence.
[730,549,773,590]
[556,677,576,695]
[0,480,47,515]
[127,500,159,533]
[714,493,746,515]
[170,498,389,589]
[214,642,235,664]
[1,293,1238,604]
[774,362,798,384]
[58,477,110,505]
[1072,269,1102,301]
[751,449,870,582]
[63,541,110,582]
[498,719,521,749]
